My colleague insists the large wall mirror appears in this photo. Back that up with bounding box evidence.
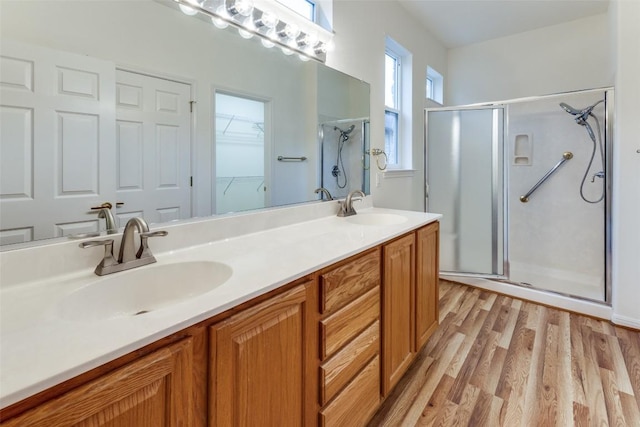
[0,0,370,247]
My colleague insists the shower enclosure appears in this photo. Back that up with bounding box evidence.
[320,118,370,199]
[426,88,612,302]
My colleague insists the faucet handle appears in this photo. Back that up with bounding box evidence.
[137,230,168,259]
[79,239,118,274]
[79,238,114,250]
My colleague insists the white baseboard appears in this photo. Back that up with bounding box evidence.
[611,314,640,330]
[442,275,612,320]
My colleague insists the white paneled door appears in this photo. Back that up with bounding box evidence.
[0,40,116,244]
[0,41,192,246]
[115,70,191,227]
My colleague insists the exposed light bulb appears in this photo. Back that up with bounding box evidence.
[281,46,294,56]
[238,28,253,39]
[227,0,253,17]
[298,54,310,62]
[266,28,279,42]
[325,39,335,52]
[261,38,275,48]
[255,11,278,29]
[212,17,229,28]
[211,5,230,28]
[314,42,327,54]
[179,4,198,15]
[284,23,300,40]
[299,33,318,48]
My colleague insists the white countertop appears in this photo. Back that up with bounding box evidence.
[0,207,441,408]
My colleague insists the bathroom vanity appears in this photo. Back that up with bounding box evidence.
[0,206,440,426]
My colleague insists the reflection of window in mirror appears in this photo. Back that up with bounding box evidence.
[384,36,412,169]
[427,66,444,105]
[214,92,269,215]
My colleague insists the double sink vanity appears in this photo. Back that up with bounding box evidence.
[0,199,441,425]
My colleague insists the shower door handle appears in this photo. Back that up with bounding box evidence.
[520,152,573,203]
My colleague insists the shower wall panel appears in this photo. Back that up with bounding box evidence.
[508,90,606,300]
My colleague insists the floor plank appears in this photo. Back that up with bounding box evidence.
[369,281,640,426]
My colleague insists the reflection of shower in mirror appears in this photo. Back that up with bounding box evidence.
[332,125,356,188]
[320,119,369,199]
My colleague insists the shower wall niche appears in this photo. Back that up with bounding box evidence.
[426,88,612,302]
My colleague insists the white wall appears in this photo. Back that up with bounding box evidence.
[447,13,613,106]
[326,1,448,212]
[611,0,640,328]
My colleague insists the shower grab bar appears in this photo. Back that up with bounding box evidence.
[520,151,573,203]
[277,156,307,162]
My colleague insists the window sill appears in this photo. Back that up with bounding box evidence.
[382,169,417,179]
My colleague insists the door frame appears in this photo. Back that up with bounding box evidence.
[212,87,273,213]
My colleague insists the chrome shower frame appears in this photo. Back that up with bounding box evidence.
[424,87,613,305]
[424,104,507,280]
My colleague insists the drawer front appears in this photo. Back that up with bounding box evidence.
[321,287,380,360]
[320,320,379,405]
[319,355,381,427]
[320,249,380,315]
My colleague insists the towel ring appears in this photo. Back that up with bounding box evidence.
[366,148,387,171]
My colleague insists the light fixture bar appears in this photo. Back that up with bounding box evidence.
[172,0,332,63]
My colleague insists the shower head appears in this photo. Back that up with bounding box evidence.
[559,102,581,115]
[334,124,355,135]
[334,124,355,143]
[559,100,603,123]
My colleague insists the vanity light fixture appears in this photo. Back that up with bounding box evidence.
[178,3,198,15]
[172,0,333,62]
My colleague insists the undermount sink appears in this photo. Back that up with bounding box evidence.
[346,213,408,226]
[58,261,232,321]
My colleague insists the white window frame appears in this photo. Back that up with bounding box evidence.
[385,49,401,167]
[426,66,444,105]
[384,36,412,171]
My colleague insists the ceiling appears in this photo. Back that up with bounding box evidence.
[395,0,610,48]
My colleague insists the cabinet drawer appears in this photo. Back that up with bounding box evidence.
[319,355,381,427]
[320,249,380,314]
[320,320,379,405]
[321,286,379,360]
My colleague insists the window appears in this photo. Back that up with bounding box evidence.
[276,0,316,21]
[426,66,444,104]
[384,51,400,165]
[385,36,411,169]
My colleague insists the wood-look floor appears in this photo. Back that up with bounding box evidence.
[369,280,640,427]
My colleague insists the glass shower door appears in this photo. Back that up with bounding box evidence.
[426,107,505,277]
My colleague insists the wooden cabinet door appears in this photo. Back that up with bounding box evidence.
[1,339,194,427]
[209,282,313,427]
[382,233,415,396]
[415,221,440,351]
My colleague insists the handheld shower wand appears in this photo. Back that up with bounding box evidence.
[559,99,605,203]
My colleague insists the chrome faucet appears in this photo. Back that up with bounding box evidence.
[338,190,365,217]
[80,217,167,276]
[90,202,118,234]
[119,217,149,263]
[97,207,117,234]
[314,187,334,201]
